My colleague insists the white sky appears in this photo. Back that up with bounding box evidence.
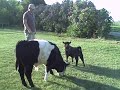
[45,0,120,21]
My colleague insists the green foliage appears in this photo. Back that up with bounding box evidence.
[0,29,120,90]
[30,0,46,6]
[0,0,113,38]
[35,1,70,33]
[35,0,113,38]
[96,8,113,38]
[111,25,120,32]
[67,0,113,38]
[113,21,120,26]
[21,0,46,12]
[67,24,80,37]
[110,21,120,32]
[0,0,23,26]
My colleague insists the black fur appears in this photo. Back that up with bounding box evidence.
[15,40,69,88]
[63,41,85,66]
[16,40,39,87]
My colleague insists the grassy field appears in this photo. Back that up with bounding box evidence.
[111,25,120,32]
[0,28,120,90]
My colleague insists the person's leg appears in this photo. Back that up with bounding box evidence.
[24,31,30,40]
[30,33,35,40]
[24,31,35,40]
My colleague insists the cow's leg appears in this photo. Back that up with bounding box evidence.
[50,70,54,75]
[79,51,85,67]
[44,66,50,81]
[75,56,79,66]
[18,63,27,87]
[25,65,34,87]
[71,57,74,62]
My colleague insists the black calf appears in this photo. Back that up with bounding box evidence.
[63,41,85,66]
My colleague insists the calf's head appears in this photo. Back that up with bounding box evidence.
[63,41,71,48]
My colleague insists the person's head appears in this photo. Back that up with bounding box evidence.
[28,4,35,11]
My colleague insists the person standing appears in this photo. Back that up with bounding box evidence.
[23,4,36,40]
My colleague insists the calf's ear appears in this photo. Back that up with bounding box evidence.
[63,42,65,44]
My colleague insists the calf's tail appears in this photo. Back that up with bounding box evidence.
[78,46,85,67]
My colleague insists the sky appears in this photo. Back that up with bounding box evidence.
[44,0,120,21]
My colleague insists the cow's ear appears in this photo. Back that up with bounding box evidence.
[69,41,71,44]
[63,42,65,44]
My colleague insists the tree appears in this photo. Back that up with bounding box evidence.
[8,0,24,25]
[0,0,23,26]
[96,8,113,38]
[21,0,113,38]
[0,0,9,24]
[30,0,46,6]
[67,0,113,38]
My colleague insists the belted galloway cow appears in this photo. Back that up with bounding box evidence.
[15,39,69,87]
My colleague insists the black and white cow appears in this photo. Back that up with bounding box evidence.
[15,39,69,87]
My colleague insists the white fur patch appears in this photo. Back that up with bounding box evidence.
[34,66,39,71]
[34,63,39,71]
[33,39,54,68]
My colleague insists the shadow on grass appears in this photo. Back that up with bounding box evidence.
[23,87,42,90]
[64,75,120,90]
[31,87,42,90]
[23,85,42,90]
[71,64,120,80]
[48,80,72,89]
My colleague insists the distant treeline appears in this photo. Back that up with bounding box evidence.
[113,21,120,26]
[0,0,113,38]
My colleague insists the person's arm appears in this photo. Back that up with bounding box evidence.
[23,13,32,33]
[23,19,32,33]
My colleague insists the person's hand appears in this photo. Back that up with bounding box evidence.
[28,29,32,33]
[34,29,36,34]
[33,32,36,34]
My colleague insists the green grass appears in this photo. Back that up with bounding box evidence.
[0,28,120,90]
[111,25,120,32]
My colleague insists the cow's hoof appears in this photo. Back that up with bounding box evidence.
[30,84,35,88]
[22,82,28,87]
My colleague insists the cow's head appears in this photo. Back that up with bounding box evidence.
[50,44,69,76]
[58,62,69,76]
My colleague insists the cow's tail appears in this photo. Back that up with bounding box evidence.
[15,59,19,71]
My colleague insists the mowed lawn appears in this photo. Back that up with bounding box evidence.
[0,28,120,90]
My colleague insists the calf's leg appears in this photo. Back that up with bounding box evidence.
[25,65,34,87]
[75,56,79,66]
[79,51,85,67]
